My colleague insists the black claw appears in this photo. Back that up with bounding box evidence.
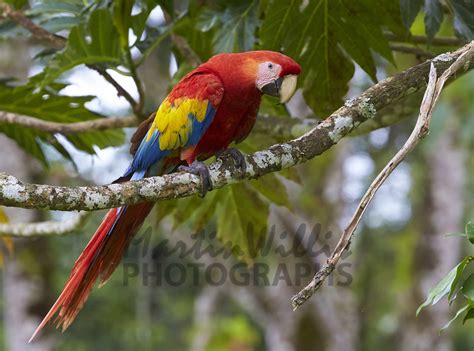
[216,148,247,175]
[178,161,212,197]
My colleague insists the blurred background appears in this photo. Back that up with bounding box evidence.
[0,0,473,350]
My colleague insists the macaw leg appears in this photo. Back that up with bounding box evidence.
[178,161,212,197]
[216,148,247,175]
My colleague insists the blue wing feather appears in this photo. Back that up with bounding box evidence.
[122,102,217,178]
[187,103,216,146]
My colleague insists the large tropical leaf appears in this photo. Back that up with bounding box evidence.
[260,0,402,116]
[400,0,474,42]
[216,184,270,263]
[0,81,124,164]
[196,0,259,53]
[38,9,124,87]
[451,0,474,40]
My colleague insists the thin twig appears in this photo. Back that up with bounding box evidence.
[0,212,90,237]
[385,32,465,47]
[390,44,435,58]
[0,3,65,49]
[171,33,202,66]
[0,108,313,138]
[0,112,138,133]
[290,41,474,310]
[86,64,138,109]
[161,9,202,67]
[125,50,146,119]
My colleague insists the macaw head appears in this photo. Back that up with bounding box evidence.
[206,51,301,103]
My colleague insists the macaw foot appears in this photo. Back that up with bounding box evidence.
[178,161,212,197]
[216,148,247,176]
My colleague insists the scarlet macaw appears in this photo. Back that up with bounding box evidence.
[30,50,301,340]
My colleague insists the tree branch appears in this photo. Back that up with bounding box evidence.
[0,212,90,237]
[290,41,474,310]
[125,50,146,119]
[86,65,138,111]
[0,112,138,133]
[171,33,202,67]
[0,109,313,138]
[0,3,64,49]
[0,42,472,211]
[162,8,203,67]
[390,44,434,58]
[0,106,404,141]
[385,32,466,47]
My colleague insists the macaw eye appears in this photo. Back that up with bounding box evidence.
[268,63,273,69]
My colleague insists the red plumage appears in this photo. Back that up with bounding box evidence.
[31,51,300,341]
[30,202,153,341]
[185,51,300,159]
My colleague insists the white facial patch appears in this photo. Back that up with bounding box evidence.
[255,61,282,90]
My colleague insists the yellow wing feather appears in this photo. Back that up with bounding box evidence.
[146,98,209,151]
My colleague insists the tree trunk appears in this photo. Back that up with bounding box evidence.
[400,122,465,351]
[0,40,57,351]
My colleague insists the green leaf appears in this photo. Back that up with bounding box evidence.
[249,174,289,208]
[0,124,48,164]
[0,81,124,164]
[260,0,398,115]
[448,256,472,302]
[197,1,258,53]
[0,18,23,39]
[153,197,179,227]
[343,1,397,64]
[400,0,422,30]
[261,0,350,115]
[417,256,471,315]
[258,96,291,117]
[39,9,123,86]
[462,273,474,300]
[156,0,175,19]
[196,7,220,32]
[440,304,470,332]
[173,3,214,61]
[135,12,186,64]
[171,190,224,232]
[27,1,85,17]
[4,0,28,9]
[39,16,81,33]
[185,191,224,232]
[424,0,443,42]
[463,306,474,324]
[159,179,275,263]
[220,3,258,52]
[112,0,134,49]
[466,221,474,244]
[48,135,76,163]
[278,167,302,184]
[216,184,269,263]
[450,0,474,40]
[448,256,472,303]
[366,0,406,36]
[130,10,151,43]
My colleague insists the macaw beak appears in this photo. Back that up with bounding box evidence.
[260,75,298,103]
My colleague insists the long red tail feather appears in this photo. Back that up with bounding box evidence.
[30,202,153,342]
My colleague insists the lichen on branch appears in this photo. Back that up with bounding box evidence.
[0,42,473,212]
